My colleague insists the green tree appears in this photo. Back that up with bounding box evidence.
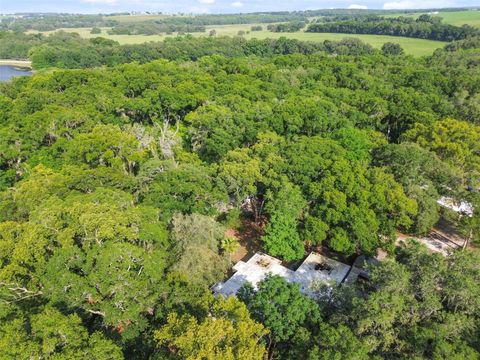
[41,242,168,340]
[285,136,416,255]
[404,118,480,187]
[381,42,404,56]
[218,148,262,205]
[64,124,145,175]
[261,182,306,261]
[221,235,240,264]
[155,295,267,360]
[170,213,228,286]
[238,275,320,343]
[0,306,123,359]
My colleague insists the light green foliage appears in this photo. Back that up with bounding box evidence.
[270,96,346,136]
[41,242,167,340]
[262,212,305,261]
[186,104,242,161]
[374,142,461,234]
[170,213,228,286]
[301,324,371,360]
[218,148,262,204]
[404,118,480,186]
[155,296,267,360]
[221,236,240,256]
[0,307,123,359]
[64,124,145,174]
[458,194,480,246]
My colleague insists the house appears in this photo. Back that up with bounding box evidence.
[212,252,352,298]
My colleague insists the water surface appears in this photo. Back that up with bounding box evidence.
[0,65,32,82]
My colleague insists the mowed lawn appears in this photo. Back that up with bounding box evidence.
[35,24,447,57]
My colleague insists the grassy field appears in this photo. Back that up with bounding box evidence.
[35,24,447,57]
[204,24,446,56]
[387,10,480,28]
[436,10,480,27]
[246,32,445,56]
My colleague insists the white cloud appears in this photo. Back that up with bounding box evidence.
[348,4,368,9]
[230,1,244,8]
[187,6,210,13]
[81,0,117,4]
[198,0,215,4]
[383,1,415,9]
[383,0,454,9]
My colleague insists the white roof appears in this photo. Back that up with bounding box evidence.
[437,196,473,217]
[213,252,351,298]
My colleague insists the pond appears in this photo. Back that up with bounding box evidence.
[0,65,33,82]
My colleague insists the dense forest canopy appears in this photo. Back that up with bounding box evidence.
[1,31,377,68]
[0,8,480,360]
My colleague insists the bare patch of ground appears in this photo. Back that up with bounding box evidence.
[397,219,467,256]
[228,218,265,264]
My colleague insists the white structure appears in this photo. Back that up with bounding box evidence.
[212,252,351,298]
[437,196,473,217]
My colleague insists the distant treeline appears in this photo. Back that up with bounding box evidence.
[0,12,309,32]
[152,13,309,26]
[107,23,206,35]
[0,31,381,69]
[307,15,479,41]
[0,14,115,32]
[2,8,470,32]
[267,21,307,33]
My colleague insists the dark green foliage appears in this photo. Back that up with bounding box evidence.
[262,182,306,261]
[107,23,206,35]
[0,31,44,59]
[381,42,404,56]
[8,32,383,70]
[307,15,479,41]
[238,275,320,342]
[0,14,108,32]
[267,21,306,33]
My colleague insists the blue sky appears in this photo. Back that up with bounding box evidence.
[1,0,478,14]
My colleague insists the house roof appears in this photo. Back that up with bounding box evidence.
[437,196,473,217]
[212,252,351,298]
